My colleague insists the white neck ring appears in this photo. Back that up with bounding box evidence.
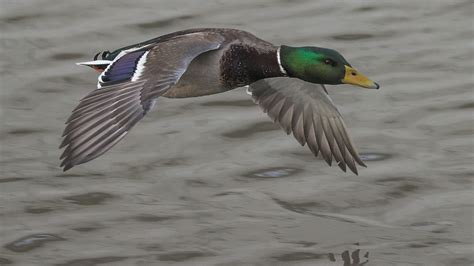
[277,47,288,76]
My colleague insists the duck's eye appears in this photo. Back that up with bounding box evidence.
[324,59,337,67]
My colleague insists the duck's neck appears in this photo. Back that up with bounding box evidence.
[220,44,287,88]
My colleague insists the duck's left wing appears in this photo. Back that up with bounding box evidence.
[248,77,366,175]
[60,32,224,171]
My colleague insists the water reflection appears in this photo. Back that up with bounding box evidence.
[359,153,392,162]
[327,249,370,265]
[4,234,65,253]
[272,249,369,265]
[339,249,369,266]
[243,167,302,178]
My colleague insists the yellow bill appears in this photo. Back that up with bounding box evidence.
[342,65,379,89]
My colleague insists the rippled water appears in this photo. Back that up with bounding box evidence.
[1,0,473,265]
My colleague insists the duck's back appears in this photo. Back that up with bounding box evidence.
[160,28,277,98]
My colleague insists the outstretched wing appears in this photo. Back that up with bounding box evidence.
[248,77,366,175]
[60,32,225,171]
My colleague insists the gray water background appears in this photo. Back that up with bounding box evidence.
[1,0,473,265]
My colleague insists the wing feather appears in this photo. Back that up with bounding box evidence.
[60,32,224,171]
[249,77,366,174]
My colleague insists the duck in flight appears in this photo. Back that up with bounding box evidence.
[60,28,379,174]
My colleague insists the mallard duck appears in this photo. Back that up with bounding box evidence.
[60,28,379,174]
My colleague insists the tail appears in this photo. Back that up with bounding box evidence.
[76,51,113,72]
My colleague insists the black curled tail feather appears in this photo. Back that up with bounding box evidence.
[93,50,111,61]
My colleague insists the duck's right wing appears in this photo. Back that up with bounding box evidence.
[60,32,225,171]
[248,77,366,175]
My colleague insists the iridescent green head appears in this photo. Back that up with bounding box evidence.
[280,45,379,89]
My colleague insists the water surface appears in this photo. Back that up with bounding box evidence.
[1,0,473,265]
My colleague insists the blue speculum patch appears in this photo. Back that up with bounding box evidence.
[100,50,147,86]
